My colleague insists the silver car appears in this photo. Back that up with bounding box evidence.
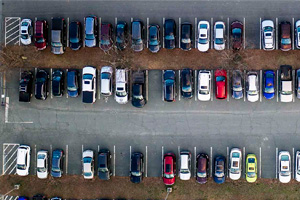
[85,16,97,47]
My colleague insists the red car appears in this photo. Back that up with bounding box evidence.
[100,23,113,51]
[34,20,48,50]
[231,21,243,50]
[215,69,227,100]
[163,153,176,185]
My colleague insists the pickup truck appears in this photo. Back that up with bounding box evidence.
[51,17,66,55]
[19,71,33,102]
[82,66,96,104]
[131,70,147,108]
[280,65,293,102]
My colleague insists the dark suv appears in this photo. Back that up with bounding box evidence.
[163,70,176,102]
[130,152,144,183]
[67,69,80,97]
[52,69,64,97]
[51,149,64,178]
[164,19,176,49]
[148,25,160,53]
[69,21,82,50]
[19,71,33,102]
[132,70,147,108]
[116,21,128,50]
[100,23,113,51]
[279,21,292,51]
[35,70,49,100]
[180,69,193,98]
[180,23,192,51]
[131,20,144,52]
[98,149,112,180]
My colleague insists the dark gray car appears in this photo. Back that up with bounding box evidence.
[131,20,143,52]
[98,149,112,180]
[232,70,243,99]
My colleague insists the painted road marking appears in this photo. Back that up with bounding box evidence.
[276,147,278,179]
[227,147,229,178]
[145,146,148,177]
[210,18,213,49]
[113,145,116,176]
[259,147,262,178]
[161,146,164,177]
[65,144,68,175]
[194,146,197,177]
[2,143,19,175]
[5,17,21,46]
[259,18,262,49]
[243,18,246,49]
[210,147,212,177]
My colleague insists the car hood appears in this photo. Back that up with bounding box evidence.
[21,38,31,45]
[98,171,110,180]
[198,43,209,52]
[130,175,142,183]
[16,169,28,176]
[132,43,143,52]
[246,176,257,183]
[35,41,46,50]
[229,172,241,180]
[51,46,64,55]
[51,170,62,178]
[181,42,191,51]
[214,43,225,50]
[70,42,80,50]
[279,174,291,183]
[85,39,96,47]
[247,94,259,102]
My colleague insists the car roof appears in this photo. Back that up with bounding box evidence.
[132,21,142,38]
[86,17,94,34]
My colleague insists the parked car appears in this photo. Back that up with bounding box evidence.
[229,148,242,180]
[231,70,243,100]
[35,70,49,100]
[180,23,192,51]
[100,23,113,51]
[263,70,275,100]
[214,21,225,50]
[213,156,226,184]
[163,70,176,102]
[179,151,191,180]
[115,68,129,104]
[85,15,98,47]
[278,151,291,183]
[164,19,176,49]
[130,152,144,183]
[231,21,243,50]
[246,71,259,102]
[163,153,176,185]
[131,20,144,52]
[51,149,64,178]
[67,69,80,97]
[196,153,209,184]
[279,65,293,102]
[296,69,300,99]
[279,21,292,51]
[148,24,160,53]
[51,17,66,54]
[116,21,127,50]
[197,21,210,52]
[50,197,61,200]
[295,20,300,49]
[69,21,82,50]
[82,150,94,179]
[82,66,97,104]
[261,20,275,50]
[32,194,47,200]
[101,66,113,97]
[16,145,31,176]
[98,149,112,180]
[295,151,300,182]
[132,70,147,108]
[197,70,211,101]
[37,150,48,179]
[52,69,64,97]
[215,69,227,100]
[245,154,257,183]
[18,197,29,200]
[19,71,33,102]
[20,19,32,45]
[180,69,193,99]
[34,20,48,50]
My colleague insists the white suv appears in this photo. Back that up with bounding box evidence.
[179,151,191,180]
[37,150,48,179]
[295,151,300,182]
[214,21,225,50]
[197,21,210,52]
[82,66,97,104]
[115,68,128,104]
[16,145,31,176]
[246,71,259,102]
[82,150,94,179]
[278,151,291,183]
[262,20,275,50]
[229,148,242,180]
[197,70,211,101]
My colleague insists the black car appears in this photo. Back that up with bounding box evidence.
[19,71,33,102]
[181,23,192,51]
[163,70,176,102]
[116,21,127,50]
[69,21,82,50]
[181,69,193,98]
[52,69,64,97]
[35,70,49,100]
[131,20,144,52]
[196,153,209,184]
[33,194,47,200]
[132,70,147,108]
[164,19,176,49]
[51,149,64,178]
[148,24,160,53]
[67,69,80,97]
[98,149,112,180]
[130,152,144,183]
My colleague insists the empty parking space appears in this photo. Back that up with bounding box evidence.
[5,17,20,46]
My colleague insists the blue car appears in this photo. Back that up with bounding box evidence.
[51,149,64,178]
[263,70,275,99]
[67,70,79,97]
[213,156,226,184]
[18,197,29,200]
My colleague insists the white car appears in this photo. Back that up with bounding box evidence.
[115,68,128,104]
[214,21,225,50]
[295,20,300,49]
[197,70,211,101]
[179,151,191,180]
[82,150,94,179]
[37,150,48,179]
[82,66,97,104]
[262,20,275,50]
[16,145,31,176]
[197,21,210,52]
[229,148,242,180]
[295,151,300,182]
[278,151,291,183]
[20,19,32,45]
[246,72,259,102]
[280,65,293,103]
[101,66,113,97]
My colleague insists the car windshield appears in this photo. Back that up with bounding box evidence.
[281,155,289,161]
[165,35,175,40]
[281,38,291,45]
[85,34,95,40]
[17,164,26,170]
[180,169,189,174]
[248,158,255,163]
[197,172,206,178]
[164,173,174,179]
[149,40,158,46]
[52,42,62,47]
[101,72,111,79]
[131,171,141,176]
[84,172,92,177]
[182,85,192,92]
[200,90,209,95]
[230,167,240,173]
[248,90,258,95]
[116,37,123,43]
[70,37,79,43]
[232,28,241,35]
[99,167,108,172]
[37,77,45,83]
[21,34,28,39]
[68,86,77,91]
[83,157,92,163]
[199,38,208,44]
[247,172,256,178]
[101,39,110,45]
[265,81,274,93]
[282,90,292,95]
[83,74,93,80]
[116,91,127,97]
[233,81,242,91]
[133,94,143,100]
[36,38,45,43]
[215,38,224,44]
[52,167,60,172]
[182,38,191,44]
[264,26,273,33]
[37,166,46,172]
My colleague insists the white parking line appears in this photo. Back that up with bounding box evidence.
[163,18,165,48]
[146,17,149,48]
[210,18,213,49]
[292,18,295,50]
[179,17,181,49]
[211,70,214,101]
[66,69,68,98]
[34,144,37,175]
[67,18,69,47]
[194,70,197,101]
[113,145,116,176]
[145,70,149,101]
[98,69,101,100]
[50,68,53,99]
[83,17,86,48]
[194,146,196,177]
[227,18,230,49]
[129,145,132,173]
[260,70,262,102]
[227,70,229,102]
[81,144,84,154]
[276,147,278,179]
[195,18,197,48]
[244,70,246,102]
[243,18,246,49]
[226,147,229,178]
[99,17,102,48]
[97,145,100,152]
[5,97,9,123]
[259,18,262,50]
[145,146,148,177]
[210,147,212,177]
[162,70,164,102]
[66,144,68,175]
[293,70,295,102]
[243,147,245,177]
[178,146,180,177]
[6,157,17,175]
[161,146,164,176]
[259,147,262,178]
[178,70,181,101]
[276,70,279,102]
[276,18,278,50]
[293,148,295,179]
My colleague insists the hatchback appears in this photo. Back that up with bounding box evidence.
[231,70,243,99]
[116,21,127,50]
[98,149,112,180]
[164,19,176,49]
[100,23,113,51]
[231,21,243,50]
[180,23,192,51]
[69,21,82,50]
[196,153,209,184]
[280,21,292,51]
[35,70,49,100]
[37,150,48,179]
[131,20,144,52]
[215,69,227,100]
[82,150,94,179]
[16,145,31,176]
[163,70,176,102]
[51,149,64,178]
[263,70,275,100]
[148,25,160,53]
[130,152,144,183]
[214,156,226,184]
[34,20,48,50]
[52,69,64,97]
[179,151,191,180]
[85,15,98,47]
[163,153,176,185]
[180,69,193,98]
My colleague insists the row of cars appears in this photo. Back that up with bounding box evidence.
[19,67,147,107]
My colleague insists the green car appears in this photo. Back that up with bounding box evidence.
[245,154,257,183]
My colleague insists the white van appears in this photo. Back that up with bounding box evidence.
[179,151,191,180]
[115,68,128,104]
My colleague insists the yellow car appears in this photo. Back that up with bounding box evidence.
[245,154,257,183]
